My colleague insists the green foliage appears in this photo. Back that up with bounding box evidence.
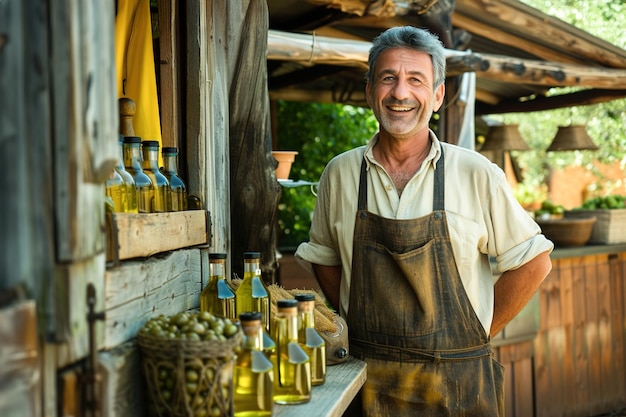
[275,101,378,249]
[577,194,626,210]
[496,1,626,191]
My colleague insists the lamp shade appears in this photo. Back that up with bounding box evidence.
[546,125,598,151]
[480,124,530,151]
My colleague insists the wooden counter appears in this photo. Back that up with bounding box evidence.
[274,357,367,417]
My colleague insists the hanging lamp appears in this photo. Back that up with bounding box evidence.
[480,124,530,151]
[546,125,598,151]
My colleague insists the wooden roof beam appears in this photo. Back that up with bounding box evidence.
[476,88,626,115]
[452,54,626,89]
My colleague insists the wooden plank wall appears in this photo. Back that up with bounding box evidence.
[495,252,626,417]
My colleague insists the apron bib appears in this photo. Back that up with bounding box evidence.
[347,147,504,416]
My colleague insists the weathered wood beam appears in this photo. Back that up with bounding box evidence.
[268,30,626,90]
[453,0,626,68]
[476,88,626,115]
[448,54,626,89]
[304,0,441,17]
[158,0,181,149]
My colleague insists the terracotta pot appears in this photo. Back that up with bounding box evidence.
[272,151,298,180]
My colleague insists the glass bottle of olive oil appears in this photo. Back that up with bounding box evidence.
[160,147,187,211]
[115,135,137,213]
[271,299,311,405]
[295,294,326,386]
[141,140,170,213]
[200,253,236,320]
[236,252,271,330]
[122,136,153,213]
[234,311,274,417]
[105,167,126,212]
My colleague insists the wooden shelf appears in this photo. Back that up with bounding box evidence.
[274,357,366,417]
[106,210,210,262]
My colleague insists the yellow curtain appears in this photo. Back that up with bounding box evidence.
[115,0,162,147]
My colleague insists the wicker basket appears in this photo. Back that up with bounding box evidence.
[536,216,597,247]
[137,330,242,417]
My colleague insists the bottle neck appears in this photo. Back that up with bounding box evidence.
[142,148,160,170]
[243,260,261,279]
[242,321,264,351]
[209,261,226,281]
[300,308,316,329]
[162,154,178,175]
[278,308,299,341]
[123,144,143,170]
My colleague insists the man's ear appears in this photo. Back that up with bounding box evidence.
[434,83,445,112]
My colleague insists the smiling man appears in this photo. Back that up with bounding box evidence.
[295,26,554,416]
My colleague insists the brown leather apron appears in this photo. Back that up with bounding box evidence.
[347,147,504,416]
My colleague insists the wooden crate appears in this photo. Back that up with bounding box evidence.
[566,209,626,244]
[106,210,210,262]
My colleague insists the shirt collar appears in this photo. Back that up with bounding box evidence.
[363,130,443,171]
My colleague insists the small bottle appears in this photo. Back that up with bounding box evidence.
[141,140,170,212]
[160,147,187,211]
[236,252,271,331]
[295,294,326,386]
[123,136,154,213]
[234,311,274,417]
[200,253,236,320]
[271,299,311,405]
[115,135,138,213]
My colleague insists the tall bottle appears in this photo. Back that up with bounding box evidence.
[141,140,170,213]
[200,253,236,320]
[160,147,187,211]
[235,252,275,357]
[123,136,154,213]
[271,299,311,405]
[234,312,274,417]
[236,252,271,330]
[295,294,326,386]
[115,135,138,213]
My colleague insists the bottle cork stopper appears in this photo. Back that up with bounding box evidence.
[119,98,136,137]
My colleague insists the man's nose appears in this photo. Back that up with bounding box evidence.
[390,78,411,100]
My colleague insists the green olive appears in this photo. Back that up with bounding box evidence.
[186,382,199,395]
[198,311,213,322]
[194,409,208,417]
[192,394,205,408]
[160,389,172,402]
[186,332,202,341]
[224,324,238,337]
[186,369,200,383]
[174,312,190,326]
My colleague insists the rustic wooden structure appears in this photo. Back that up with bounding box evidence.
[2,0,626,416]
[494,247,626,417]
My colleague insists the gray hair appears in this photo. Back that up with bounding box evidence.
[366,26,447,89]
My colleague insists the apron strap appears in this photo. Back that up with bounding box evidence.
[358,155,368,211]
[357,142,446,212]
[433,144,445,211]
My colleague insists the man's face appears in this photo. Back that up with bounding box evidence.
[366,48,445,140]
